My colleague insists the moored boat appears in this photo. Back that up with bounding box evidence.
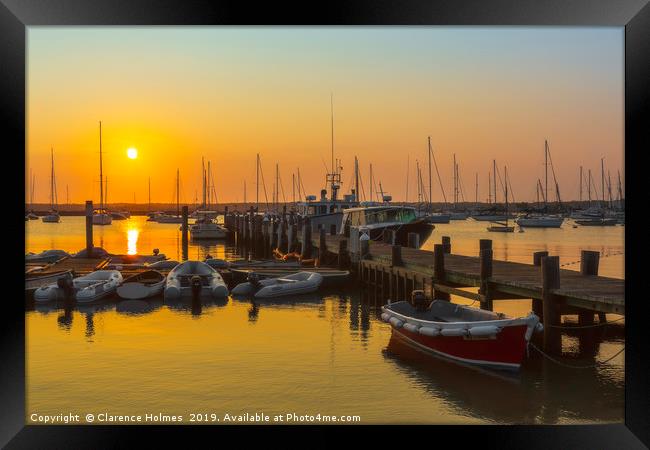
[25,249,70,263]
[229,267,349,286]
[574,218,618,227]
[231,271,323,298]
[34,270,123,303]
[514,214,564,228]
[381,297,542,370]
[163,260,229,299]
[117,270,166,299]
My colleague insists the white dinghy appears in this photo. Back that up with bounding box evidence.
[231,271,323,299]
[34,270,123,303]
[164,260,229,300]
[117,270,166,300]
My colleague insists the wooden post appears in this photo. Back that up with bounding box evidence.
[360,230,370,259]
[479,247,493,311]
[433,244,450,300]
[382,229,393,245]
[442,236,451,254]
[181,206,189,261]
[301,219,312,259]
[344,223,350,238]
[479,238,492,251]
[337,239,348,270]
[407,232,419,249]
[579,250,601,324]
[319,227,327,264]
[85,200,93,257]
[391,245,402,267]
[541,256,562,354]
[330,224,337,236]
[532,251,548,319]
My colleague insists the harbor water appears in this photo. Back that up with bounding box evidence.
[25,216,624,424]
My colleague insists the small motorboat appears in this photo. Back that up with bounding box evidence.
[486,225,514,233]
[575,218,618,227]
[164,260,229,300]
[381,295,542,371]
[34,270,123,303]
[25,270,74,296]
[231,271,323,299]
[229,267,349,286]
[117,270,166,299]
[25,249,70,264]
[27,212,39,220]
[147,260,180,270]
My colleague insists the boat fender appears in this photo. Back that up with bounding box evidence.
[388,317,404,328]
[403,323,420,333]
[212,285,229,298]
[418,326,440,337]
[380,313,391,322]
[468,325,500,337]
[440,328,468,337]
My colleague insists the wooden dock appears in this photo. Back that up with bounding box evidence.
[224,210,624,354]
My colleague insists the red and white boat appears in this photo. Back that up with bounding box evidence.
[381,300,543,371]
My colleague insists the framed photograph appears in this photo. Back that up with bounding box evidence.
[4,0,648,447]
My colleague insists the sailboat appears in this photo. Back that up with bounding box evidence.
[190,160,227,239]
[515,140,564,228]
[42,148,61,223]
[487,166,514,232]
[92,121,112,225]
[156,169,184,223]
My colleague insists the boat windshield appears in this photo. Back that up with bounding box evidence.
[365,208,416,225]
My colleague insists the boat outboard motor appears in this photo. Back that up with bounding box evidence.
[411,289,429,312]
[57,273,75,301]
[247,272,262,292]
[190,275,203,298]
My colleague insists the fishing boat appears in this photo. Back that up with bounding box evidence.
[294,97,360,231]
[231,271,323,298]
[163,260,229,299]
[42,149,61,223]
[487,166,515,232]
[116,270,166,299]
[92,121,112,225]
[34,270,123,302]
[381,295,543,370]
[340,205,434,248]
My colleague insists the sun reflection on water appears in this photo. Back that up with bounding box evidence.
[127,227,139,255]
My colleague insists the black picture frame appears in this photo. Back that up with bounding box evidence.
[3,0,648,447]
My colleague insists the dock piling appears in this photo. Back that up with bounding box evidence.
[391,245,402,267]
[181,206,189,261]
[407,233,419,249]
[580,250,602,324]
[479,246,494,311]
[442,236,451,254]
[85,200,93,257]
[532,251,548,319]
[433,244,450,300]
[541,255,562,354]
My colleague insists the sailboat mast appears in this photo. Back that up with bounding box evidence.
[588,169,592,205]
[355,156,360,203]
[176,168,180,217]
[50,148,54,209]
[256,154,260,211]
[493,159,497,205]
[201,157,206,209]
[99,121,104,210]
[369,164,373,202]
[416,160,421,205]
[276,163,279,211]
[148,177,151,212]
[488,172,491,204]
[601,158,605,207]
[504,166,509,225]
[405,155,409,205]
[428,137,432,213]
[579,166,583,202]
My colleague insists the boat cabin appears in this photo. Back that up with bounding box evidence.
[340,206,418,231]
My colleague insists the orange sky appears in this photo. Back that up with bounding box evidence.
[26,27,624,204]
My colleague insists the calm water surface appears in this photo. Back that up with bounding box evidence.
[25,216,624,424]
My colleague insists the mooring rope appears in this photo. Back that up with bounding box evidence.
[528,342,625,369]
[559,251,624,267]
[547,316,625,329]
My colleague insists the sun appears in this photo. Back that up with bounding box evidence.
[127,148,138,159]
